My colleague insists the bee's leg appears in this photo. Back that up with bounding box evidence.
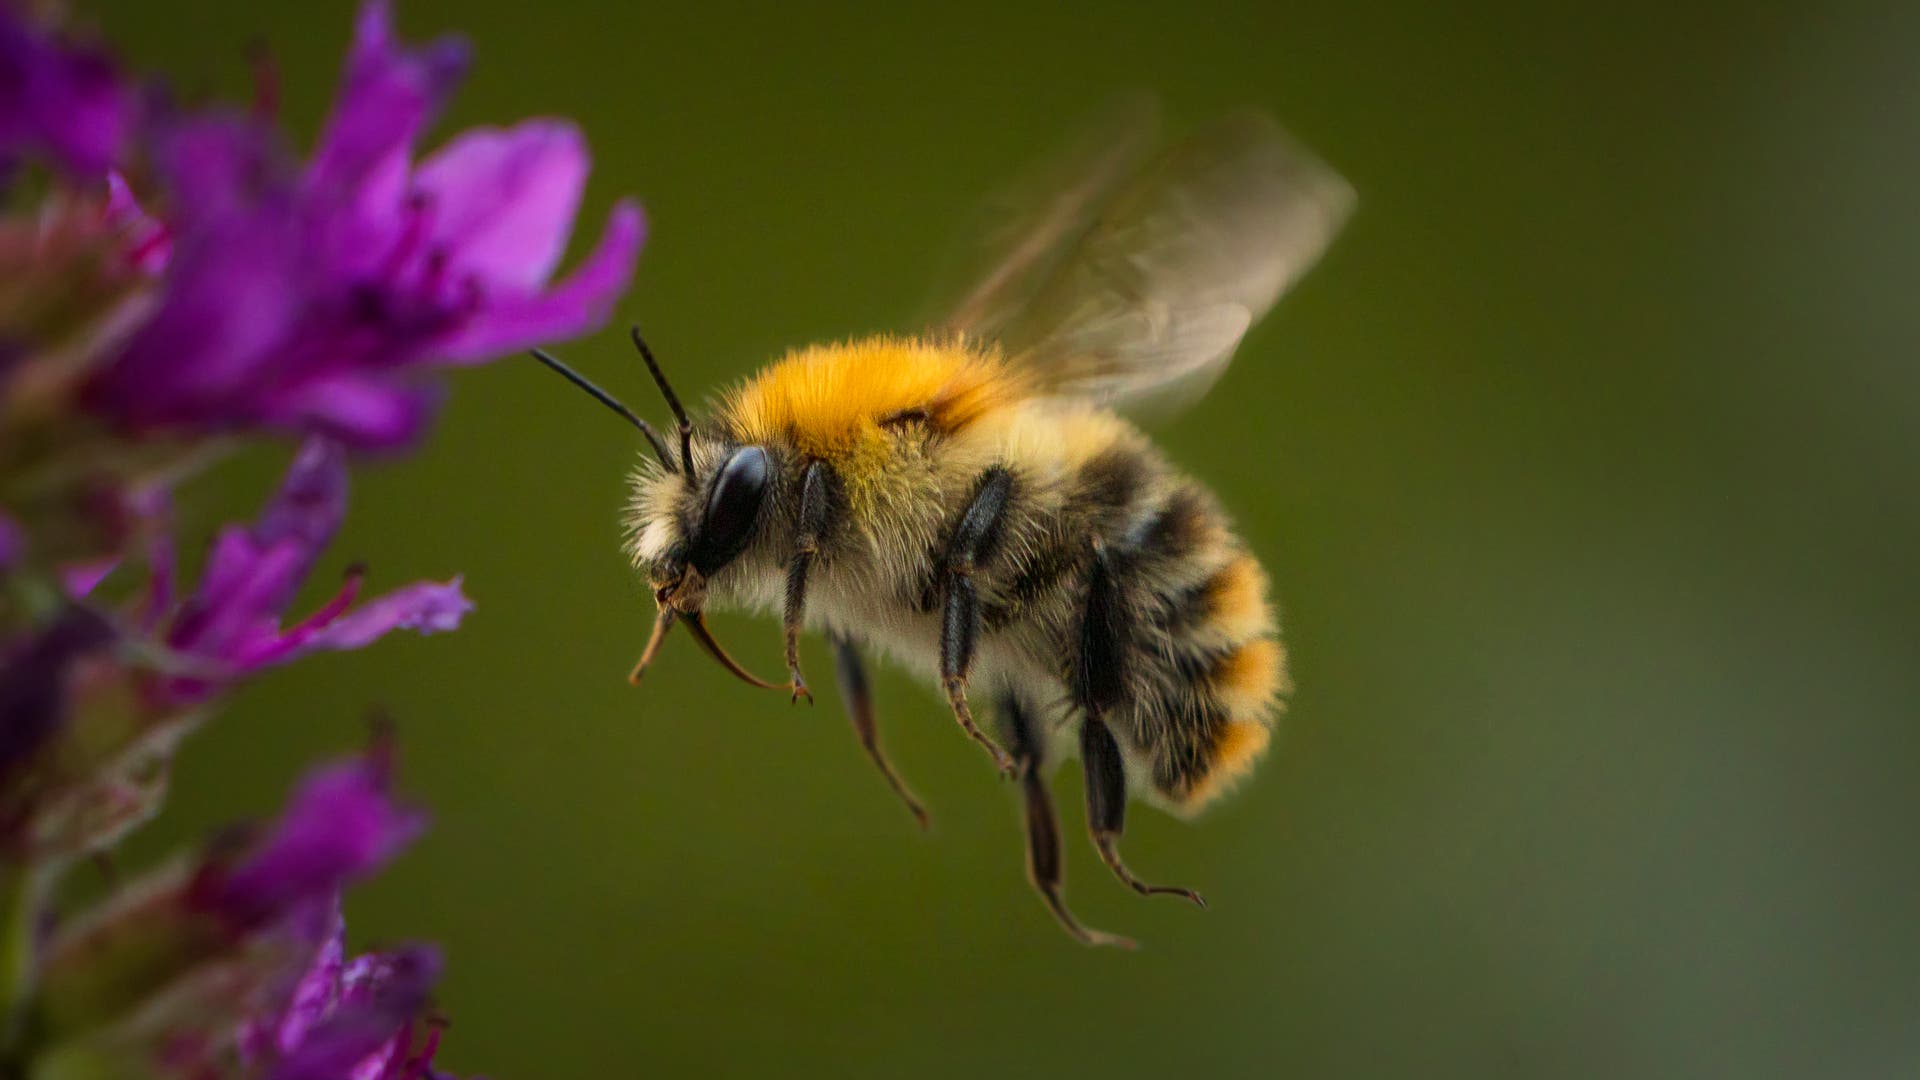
[938,468,1018,776]
[1081,717,1207,908]
[1074,541,1207,908]
[830,632,930,829]
[781,460,839,705]
[1002,693,1136,950]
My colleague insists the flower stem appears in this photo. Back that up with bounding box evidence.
[0,859,55,1058]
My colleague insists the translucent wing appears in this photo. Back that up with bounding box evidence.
[931,95,1165,344]
[936,107,1353,413]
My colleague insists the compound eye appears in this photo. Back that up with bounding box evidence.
[692,445,769,575]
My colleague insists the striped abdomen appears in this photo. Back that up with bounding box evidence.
[980,420,1286,814]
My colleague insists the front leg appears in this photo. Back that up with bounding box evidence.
[781,460,839,704]
[939,467,1018,776]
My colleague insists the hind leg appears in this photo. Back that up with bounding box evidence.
[1080,717,1207,908]
[1001,694,1134,949]
[1074,542,1207,907]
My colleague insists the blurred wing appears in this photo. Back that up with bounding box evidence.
[943,109,1354,413]
[929,95,1165,345]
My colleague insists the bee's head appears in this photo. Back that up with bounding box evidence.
[529,328,792,692]
[636,438,772,616]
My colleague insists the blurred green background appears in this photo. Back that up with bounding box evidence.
[91,0,1919,1076]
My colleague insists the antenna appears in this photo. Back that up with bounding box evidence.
[527,348,677,472]
[629,326,693,476]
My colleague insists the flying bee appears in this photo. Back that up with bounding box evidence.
[530,102,1351,947]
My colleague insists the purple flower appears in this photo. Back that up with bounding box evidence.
[265,932,447,1080]
[84,0,642,448]
[105,171,171,273]
[156,438,470,703]
[0,168,166,373]
[0,5,132,179]
[221,762,450,1080]
[201,751,425,930]
[29,751,452,1076]
[58,555,120,599]
[0,510,19,569]
[0,605,115,779]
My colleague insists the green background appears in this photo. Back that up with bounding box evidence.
[92,1,1919,1076]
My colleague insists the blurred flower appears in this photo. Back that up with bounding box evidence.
[0,3,622,1074]
[0,4,132,179]
[0,175,167,378]
[83,0,643,448]
[227,754,450,1079]
[155,438,471,703]
[195,748,424,931]
[0,509,20,568]
[0,442,467,876]
[105,171,172,274]
[251,907,447,1080]
[0,604,114,778]
[30,747,458,1077]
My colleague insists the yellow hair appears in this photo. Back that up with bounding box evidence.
[723,335,1025,459]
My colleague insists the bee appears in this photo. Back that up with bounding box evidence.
[530,102,1351,947]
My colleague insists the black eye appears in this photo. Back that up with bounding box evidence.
[690,446,769,575]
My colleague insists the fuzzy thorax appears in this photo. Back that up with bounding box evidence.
[724,336,1023,487]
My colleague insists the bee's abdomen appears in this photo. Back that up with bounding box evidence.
[1053,446,1285,813]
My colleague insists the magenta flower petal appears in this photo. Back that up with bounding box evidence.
[58,558,117,598]
[105,172,170,273]
[146,437,469,702]
[150,113,289,224]
[270,946,441,1080]
[252,905,348,1061]
[294,578,471,654]
[0,6,132,178]
[209,755,426,928]
[0,512,20,570]
[306,0,466,209]
[162,537,305,679]
[436,197,645,362]
[258,376,441,451]
[414,120,587,288]
[243,897,450,1080]
[252,439,350,557]
[87,195,306,427]
[165,440,346,668]
[301,1,465,291]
